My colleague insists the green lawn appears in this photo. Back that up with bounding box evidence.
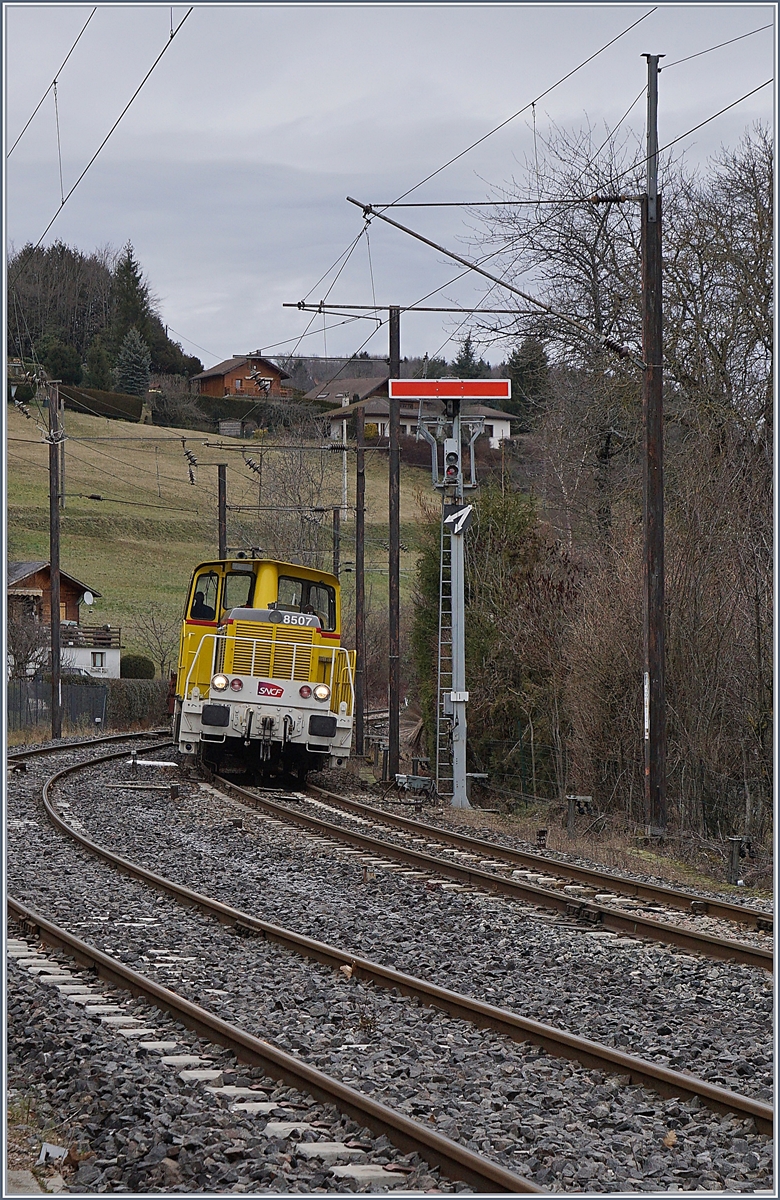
[7,403,431,662]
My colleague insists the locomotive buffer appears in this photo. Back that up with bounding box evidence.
[389,379,511,807]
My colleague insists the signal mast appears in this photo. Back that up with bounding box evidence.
[388,378,511,807]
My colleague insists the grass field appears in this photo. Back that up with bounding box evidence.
[6,402,431,663]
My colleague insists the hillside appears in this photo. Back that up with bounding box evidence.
[6,403,429,664]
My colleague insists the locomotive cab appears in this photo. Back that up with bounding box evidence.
[174,558,355,780]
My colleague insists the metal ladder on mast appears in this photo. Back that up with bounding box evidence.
[435,504,454,798]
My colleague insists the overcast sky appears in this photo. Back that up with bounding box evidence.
[4,2,775,367]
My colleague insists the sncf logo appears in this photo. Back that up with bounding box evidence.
[257,682,285,698]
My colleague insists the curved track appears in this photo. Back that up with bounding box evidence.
[210,773,772,972]
[7,898,536,1194]
[27,747,773,1135]
[311,786,772,932]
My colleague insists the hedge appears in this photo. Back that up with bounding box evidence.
[105,679,169,729]
[59,385,143,422]
[8,381,35,404]
[121,654,156,679]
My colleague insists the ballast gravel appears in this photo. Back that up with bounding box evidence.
[8,945,452,1194]
[6,747,774,1193]
[46,760,774,1100]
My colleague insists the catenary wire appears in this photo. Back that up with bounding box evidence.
[379,6,657,209]
[7,6,97,156]
[10,7,193,268]
[287,7,655,351]
[661,23,774,70]
[53,81,65,205]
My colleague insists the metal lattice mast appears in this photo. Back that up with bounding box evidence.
[435,510,454,797]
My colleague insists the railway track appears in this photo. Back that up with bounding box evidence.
[7,728,169,762]
[8,901,534,1193]
[32,758,772,1134]
[210,773,772,972]
[7,743,773,1192]
[310,786,772,933]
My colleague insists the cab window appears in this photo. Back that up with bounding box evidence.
[308,583,336,631]
[190,572,219,620]
[276,576,303,612]
[275,576,336,630]
[224,571,255,613]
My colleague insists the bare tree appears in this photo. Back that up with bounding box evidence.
[127,602,181,679]
[7,611,50,679]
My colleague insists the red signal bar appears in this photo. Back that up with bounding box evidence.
[388,379,511,400]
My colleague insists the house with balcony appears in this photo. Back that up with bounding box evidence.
[7,562,122,679]
[192,353,291,398]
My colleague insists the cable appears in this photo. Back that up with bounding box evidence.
[53,81,65,205]
[7,6,97,157]
[164,325,219,361]
[654,79,773,156]
[71,493,200,514]
[381,7,657,208]
[285,8,655,359]
[12,7,193,265]
[608,77,774,191]
[661,23,774,70]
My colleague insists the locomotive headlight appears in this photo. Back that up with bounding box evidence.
[211,674,229,691]
[230,678,243,692]
[313,684,331,702]
[299,685,312,699]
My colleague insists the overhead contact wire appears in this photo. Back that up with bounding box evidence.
[7,6,97,156]
[14,7,194,264]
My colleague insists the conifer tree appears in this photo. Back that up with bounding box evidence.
[453,334,490,379]
[505,337,551,427]
[114,327,151,396]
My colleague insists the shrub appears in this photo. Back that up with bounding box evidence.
[120,654,156,679]
[106,679,169,728]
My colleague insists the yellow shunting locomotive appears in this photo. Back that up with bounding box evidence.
[173,557,355,781]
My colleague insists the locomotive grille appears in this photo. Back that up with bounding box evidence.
[232,622,315,680]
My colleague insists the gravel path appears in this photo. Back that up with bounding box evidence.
[6,751,774,1193]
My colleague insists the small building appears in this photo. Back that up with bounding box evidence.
[319,381,515,448]
[7,562,121,679]
[192,353,291,398]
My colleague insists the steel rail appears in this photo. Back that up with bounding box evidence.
[309,785,772,933]
[25,762,777,1135]
[215,776,772,973]
[6,897,540,1194]
[7,728,170,762]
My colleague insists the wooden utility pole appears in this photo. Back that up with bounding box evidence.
[388,306,401,778]
[218,464,227,558]
[59,392,65,509]
[48,381,62,739]
[355,400,366,755]
[332,506,341,578]
[642,53,666,835]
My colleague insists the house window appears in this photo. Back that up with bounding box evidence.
[234,378,243,391]
[485,425,494,438]
[60,602,67,620]
[91,652,106,668]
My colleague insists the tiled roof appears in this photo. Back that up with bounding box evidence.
[304,376,389,405]
[192,354,290,381]
[7,562,102,597]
